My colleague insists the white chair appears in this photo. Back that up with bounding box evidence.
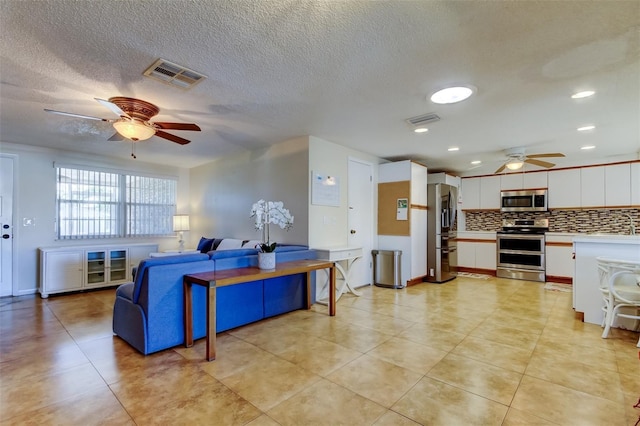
[596,258,638,328]
[601,267,640,347]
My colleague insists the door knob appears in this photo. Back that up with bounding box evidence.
[2,234,10,239]
[350,229,356,234]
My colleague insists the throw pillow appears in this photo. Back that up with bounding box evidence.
[197,237,215,253]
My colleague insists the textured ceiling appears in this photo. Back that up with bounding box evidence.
[1,0,639,175]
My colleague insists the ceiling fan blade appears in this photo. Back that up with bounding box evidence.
[525,158,555,168]
[153,122,201,131]
[527,153,565,158]
[155,130,191,145]
[494,164,507,174]
[95,98,130,118]
[107,132,125,141]
[44,109,114,122]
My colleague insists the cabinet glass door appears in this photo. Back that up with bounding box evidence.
[109,250,127,281]
[86,251,106,284]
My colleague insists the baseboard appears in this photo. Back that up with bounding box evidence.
[407,276,427,287]
[545,275,573,285]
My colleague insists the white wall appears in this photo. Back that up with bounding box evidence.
[0,143,188,295]
[189,137,310,246]
[308,136,382,248]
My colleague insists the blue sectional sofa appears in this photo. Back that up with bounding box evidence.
[112,244,317,355]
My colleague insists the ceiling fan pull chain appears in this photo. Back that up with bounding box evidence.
[131,141,137,159]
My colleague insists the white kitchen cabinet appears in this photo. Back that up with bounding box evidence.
[39,243,158,298]
[479,176,501,209]
[632,162,640,206]
[500,173,523,190]
[580,166,605,208]
[523,171,548,189]
[456,232,496,273]
[605,163,631,207]
[460,177,480,210]
[548,169,581,208]
[545,234,576,281]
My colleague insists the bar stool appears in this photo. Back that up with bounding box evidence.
[598,258,640,347]
[596,258,636,328]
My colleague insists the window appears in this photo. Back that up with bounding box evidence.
[56,166,177,239]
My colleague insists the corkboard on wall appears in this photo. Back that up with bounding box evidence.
[378,181,411,236]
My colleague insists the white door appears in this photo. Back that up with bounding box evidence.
[348,158,374,287]
[0,156,15,296]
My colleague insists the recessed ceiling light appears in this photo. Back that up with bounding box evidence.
[430,86,475,104]
[448,147,459,152]
[414,127,429,133]
[581,145,596,150]
[471,160,482,165]
[571,90,595,99]
[577,125,596,132]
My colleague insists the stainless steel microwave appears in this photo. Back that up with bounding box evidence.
[500,189,547,212]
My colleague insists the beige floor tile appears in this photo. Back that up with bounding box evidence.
[1,386,134,426]
[327,354,423,408]
[452,335,533,373]
[525,351,625,403]
[511,375,626,425]
[501,407,557,425]
[533,339,619,372]
[314,322,394,352]
[392,376,509,425]
[219,353,321,411]
[112,365,262,425]
[470,322,540,352]
[0,362,107,420]
[373,410,421,425]
[427,352,522,405]
[367,336,448,375]
[274,334,363,376]
[398,322,467,352]
[245,414,281,426]
[267,378,387,425]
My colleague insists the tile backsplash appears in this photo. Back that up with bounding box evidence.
[464,208,640,234]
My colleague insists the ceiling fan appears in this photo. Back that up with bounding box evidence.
[494,148,565,174]
[44,97,201,145]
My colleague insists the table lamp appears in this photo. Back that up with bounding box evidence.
[172,215,190,252]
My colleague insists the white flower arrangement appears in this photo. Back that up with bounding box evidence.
[250,199,294,252]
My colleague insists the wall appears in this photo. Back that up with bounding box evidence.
[189,137,310,246]
[307,136,382,248]
[0,143,188,295]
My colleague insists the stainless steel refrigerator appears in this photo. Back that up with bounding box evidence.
[426,183,457,283]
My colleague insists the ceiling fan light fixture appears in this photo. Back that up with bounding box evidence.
[506,159,524,170]
[113,120,156,141]
[430,86,475,104]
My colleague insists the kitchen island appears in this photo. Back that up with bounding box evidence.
[573,234,640,325]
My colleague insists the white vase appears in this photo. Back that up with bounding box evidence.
[258,252,276,270]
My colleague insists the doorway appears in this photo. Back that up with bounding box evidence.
[0,155,15,296]
[347,158,374,287]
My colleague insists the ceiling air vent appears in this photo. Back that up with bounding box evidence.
[143,59,207,90]
[405,112,441,128]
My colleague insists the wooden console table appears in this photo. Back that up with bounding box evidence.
[183,259,336,361]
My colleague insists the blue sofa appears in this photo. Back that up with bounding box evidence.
[112,245,317,355]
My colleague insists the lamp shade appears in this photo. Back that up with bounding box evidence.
[113,120,156,141]
[172,215,190,232]
[506,159,524,170]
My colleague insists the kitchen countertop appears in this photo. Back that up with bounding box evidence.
[573,234,640,244]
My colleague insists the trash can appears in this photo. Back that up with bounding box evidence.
[371,250,403,289]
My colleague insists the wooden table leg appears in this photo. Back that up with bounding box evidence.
[183,277,194,347]
[329,264,336,316]
[205,283,217,361]
[305,271,312,309]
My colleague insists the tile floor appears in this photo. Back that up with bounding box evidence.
[1,276,639,425]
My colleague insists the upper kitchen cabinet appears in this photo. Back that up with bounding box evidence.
[605,163,631,207]
[580,166,605,208]
[548,169,581,208]
[479,175,501,209]
[500,173,523,190]
[523,171,548,189]
[460,177,481,210]
[632,162,640,206]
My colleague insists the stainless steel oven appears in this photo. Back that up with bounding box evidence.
[496,219,548,282]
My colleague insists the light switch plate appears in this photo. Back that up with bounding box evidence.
[23,217,35,226]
